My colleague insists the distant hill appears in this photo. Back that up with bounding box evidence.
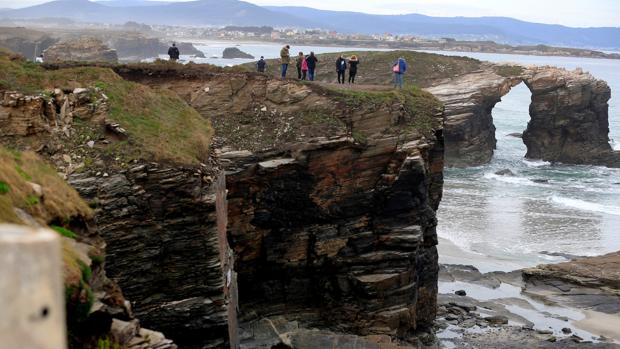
[1,0,313,27]
[97,0,172,6]
[2,0,619,49]
[267,6,620,49]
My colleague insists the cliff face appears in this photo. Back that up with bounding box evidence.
[425,64,620,168]
[70,167,234,349]
[125,69,445,345]
[0,27,58,60]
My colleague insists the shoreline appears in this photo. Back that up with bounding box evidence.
[173,37,620,61]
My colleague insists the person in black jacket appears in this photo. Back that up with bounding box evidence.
[168,43,180,62]
[257,56,267,73]
[306,52,319,81]
[336,55,347,84]
[348,55,359,84]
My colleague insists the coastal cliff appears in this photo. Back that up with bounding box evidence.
[247,50,618,168]
[1,51,445,348]
[121,67,445,346]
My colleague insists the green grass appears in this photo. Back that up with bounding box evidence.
[242,50,482,88]
[0,181,9,195]
[495,65,525,77]
[327,85,443,137]
[0,50,213,165]
[52,225,78,239]
[97,337,124,349]
[14,165,32,181]
[25,195,40,207]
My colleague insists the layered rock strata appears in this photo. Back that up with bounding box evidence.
[126,70,445,344]
[70,167,234,349]
[44,38,118,63]
[425,64,620,167]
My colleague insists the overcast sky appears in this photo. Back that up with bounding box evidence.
[1,0,619,27]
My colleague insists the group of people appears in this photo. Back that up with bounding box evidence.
[168,42,409,89]
[270,45,408,88]
[335,54,360,84]
[273,45,320,81]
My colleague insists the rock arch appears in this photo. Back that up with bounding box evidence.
[426,64,620,168]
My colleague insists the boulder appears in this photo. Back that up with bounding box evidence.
[222,47,254,59]
[495,169,515,176]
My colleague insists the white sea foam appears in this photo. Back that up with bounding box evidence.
[522,159,552,167]
[483,172,547,187]
[551,196,620,216]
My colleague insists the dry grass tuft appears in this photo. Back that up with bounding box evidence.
[0,147,92,225]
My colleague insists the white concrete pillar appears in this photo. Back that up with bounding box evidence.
[0,224,66,349]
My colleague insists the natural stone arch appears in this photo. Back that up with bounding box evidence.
[426,63,620,168]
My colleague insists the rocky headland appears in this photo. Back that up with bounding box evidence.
[250,50,619,168]
[0,27,204,62]
[2,46,620,349]
[43,38,118,63]
[1,50,445,348]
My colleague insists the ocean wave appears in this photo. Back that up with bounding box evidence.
[551,196,620,216]
[522,159,551,168]
[483,172,548,187]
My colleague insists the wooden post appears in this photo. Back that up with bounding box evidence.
[0,224,66,349]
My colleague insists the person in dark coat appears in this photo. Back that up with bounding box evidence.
[348,55,359,84]
[306,52,319,81]
[336,55,347,84]
[257,56,267,73]
[168,43,180,62]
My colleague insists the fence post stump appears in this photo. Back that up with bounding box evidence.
[0,224,66,349]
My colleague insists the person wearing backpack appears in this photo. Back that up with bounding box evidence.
[336,55,347,84]
[393,57,407,89]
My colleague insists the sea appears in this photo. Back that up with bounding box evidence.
[183,41,620,273]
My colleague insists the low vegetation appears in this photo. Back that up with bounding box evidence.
[0,146,92,225]
[494,64,525,77]
[328,85,443,138]
[242,50,482,87]
[0,49,213,164]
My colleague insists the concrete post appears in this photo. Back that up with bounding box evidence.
[0,224,66,349]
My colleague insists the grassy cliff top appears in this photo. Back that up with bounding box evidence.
[0,146,92,225]
[242,50,482,88]
[0,50,213,165]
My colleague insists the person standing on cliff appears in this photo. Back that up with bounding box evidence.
[348,55,359,84]
[280,45,291,79]
[336,54,347,84]
[393,57,407,89]
[296,52,304,80]
[306,52,318,81]
[301,55,309,80]
[257,56,267,73]
[168,43,180,62]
